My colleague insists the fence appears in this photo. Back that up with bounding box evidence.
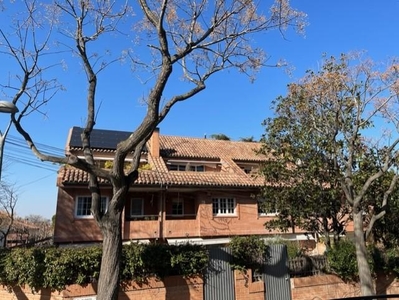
[289,255,327,277]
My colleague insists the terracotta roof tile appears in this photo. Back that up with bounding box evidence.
[59,167,264,188]
[159,136,263,161]
[60,130,267,188]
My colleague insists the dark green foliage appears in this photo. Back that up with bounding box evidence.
[170,243,209,277]
[326,239,358,281]
[3,247,47,292]
[259,83,349,245]
[0,248,10,283]
[121,242,146,281]
[43,246,102,291]
[367,246,399,276]
[326,241,399,281]
[0,243,208,291]
[383,248,399,275]
[209,133,230,140]
[280,241,303,259]
[263,237,304,258]
[142,243,172,278]
[230,235,269,272]
[122,242,209,279]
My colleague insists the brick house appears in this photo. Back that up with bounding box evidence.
[53,127,314,246]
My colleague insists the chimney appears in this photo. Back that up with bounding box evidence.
[150,128,160,157]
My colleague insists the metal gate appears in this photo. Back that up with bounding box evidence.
[203,246,235,300]
[263,244,292,300]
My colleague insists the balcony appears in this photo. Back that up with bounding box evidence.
[123,216,159,240]
[165,213,196,220]
[163,215,199,238]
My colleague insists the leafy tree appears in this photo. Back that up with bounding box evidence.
[358,152,399,248]
[0,1,306,299]
[210,133,231,141]
[239,136,256,142]
[259,83,348,246]
[260,53,399,296]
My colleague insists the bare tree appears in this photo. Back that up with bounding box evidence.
[23,214,53,245]
[1,0,306,299]
[0,182,18,248]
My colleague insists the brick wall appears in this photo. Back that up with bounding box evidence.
[234,269,265,300]
[2,271,398,300]
[291,274,399,300]
[0,276,203,300]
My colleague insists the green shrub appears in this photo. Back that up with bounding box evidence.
[43,246,102,291]
[230,235,269,272]
[170,243,208,276]
[0,242,208,290]
[326,239,358,281]
[142,243,172,278]
[383,247,399,275]
[263,236,303,258]
[3,247,46,292]
[0,248,10,283]
[121,242,146,281]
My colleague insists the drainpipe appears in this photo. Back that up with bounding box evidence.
[158,187,165,242]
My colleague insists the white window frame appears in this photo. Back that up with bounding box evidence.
[212,198,236,216]
[257,199,279,216]
[168,162,205,172]
[189,165,204,172]
[75,196,109,219]
[130,198,144,217]
[172,198,184,215]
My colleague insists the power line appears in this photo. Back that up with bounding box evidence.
[7,135,65,156]
[18,173,56,187]
[0,134,65,172]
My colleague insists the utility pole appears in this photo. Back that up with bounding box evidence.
[0,101,19,181]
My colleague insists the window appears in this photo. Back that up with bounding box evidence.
[258,199,279,216]
[75,196,108,218]
[172,198,184,215]
[168,163,204,172]
[131,198,144,216]
[169,164,186,171]
[189,165,204,172]
[237,163,259,174]
[212,198,236,215]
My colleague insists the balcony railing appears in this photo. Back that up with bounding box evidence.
[165,214,196,220]
[128,215,158,221]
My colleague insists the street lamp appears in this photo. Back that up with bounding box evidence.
[0,101,19,181]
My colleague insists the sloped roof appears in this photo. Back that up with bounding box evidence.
[58,167,264,188]
[68,126,148,152]
[60,127,267,188]
[159,135,262,161]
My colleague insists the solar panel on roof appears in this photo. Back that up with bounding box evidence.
[69,126,138,150]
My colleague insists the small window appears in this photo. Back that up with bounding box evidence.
[212,198,236,216]
[169,164,186,171]
[168,163,204,172]
[75,196,108,218]
[172,198,184,215]
[258,199,279,216]
[189,165,204,172]
[131,198,144,216]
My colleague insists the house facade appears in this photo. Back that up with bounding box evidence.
[54,127,313,246]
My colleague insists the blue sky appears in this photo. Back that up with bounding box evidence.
[1,0,398,219]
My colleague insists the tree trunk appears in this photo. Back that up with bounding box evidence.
[97,210,122,300]
[353,210,374,296]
